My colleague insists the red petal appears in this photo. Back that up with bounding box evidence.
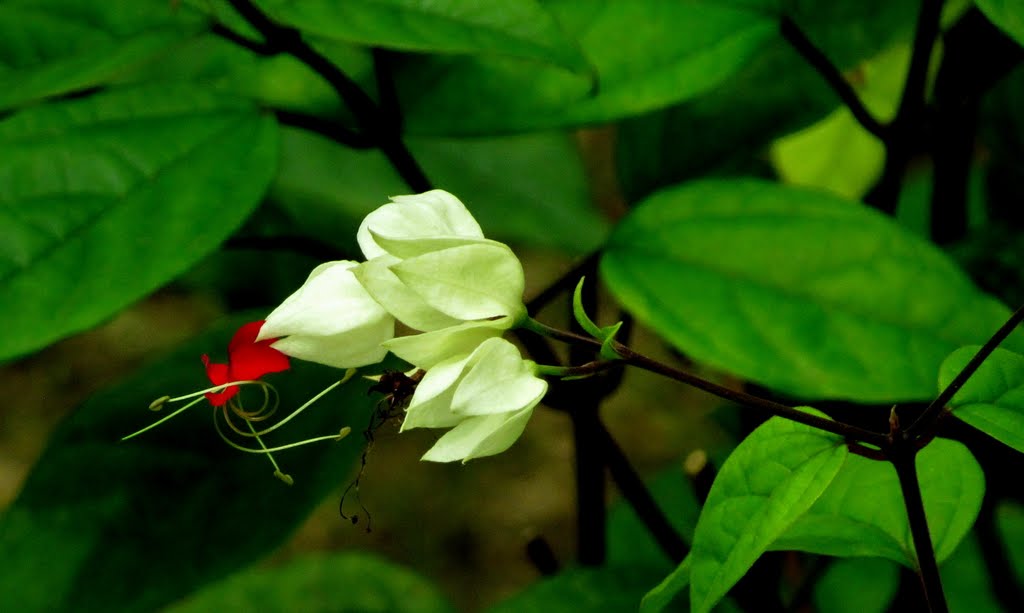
[228,320,290,382]
[230,342,290,382]
[202,354,237,407]
[228,320,267,353]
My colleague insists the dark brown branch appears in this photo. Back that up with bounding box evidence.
[907,303,1024,438]
[210,23,277,56]
[225,0,432,192]
[891,446,949,613]
[863,0,945,214]
[780,17,887,141]
[274,109,375,149]
[525,320,889,445]
[597,420,688,564]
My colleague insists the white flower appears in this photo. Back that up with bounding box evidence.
[353,190,527,340]
[401,337,547,462]
[258,261,394,369]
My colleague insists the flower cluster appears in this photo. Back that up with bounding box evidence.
[260,190,546,462]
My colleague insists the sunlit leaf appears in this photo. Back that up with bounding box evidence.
[689,413,847,613]
[601,179,1023,401]
[0,316,375,612]
[775,438,985,566]
[0,83,278,362]
[397,1,776,135]
[167,552,455,613]
[940,346,1024,453]
[258,0,592,76]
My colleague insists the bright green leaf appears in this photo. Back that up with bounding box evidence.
[0,83,278,362]
[166,552,455,613]
[775,438,985,566]
[486,566,667,613]
[601,179,1023,401]
[258,0,592,76]
[976,0,1024,47]
[397,1,776,135]
[689,412,848,613]
[0,316,376,612]
[271,127,607,253]
[812,558,899,613]
[641,555,691,613]
[939,346,1024,453]
[0,0,204,111]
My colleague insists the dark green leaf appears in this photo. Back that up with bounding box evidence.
[0,0,204,110]
[616,0,917,201]
[976,0,1024,47]
[941,534,1004,613]
[258,0,592,76]
[689,412,847,613]
[271,128,607,253]
[601,179,1023,401]
[397,1,776,135]
[997,501,1024,585]
[812,558,899,613]
[166,551,455,613]
[774,438,985,566]
[0,316,375,612]
[486,566,669,613]
[0,83,278,361]
[940,346,1024,453]
[607,468,701,567]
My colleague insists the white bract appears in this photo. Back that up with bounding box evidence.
[354,190,527,346]
[258,261,394,369]
[401,337,547,462]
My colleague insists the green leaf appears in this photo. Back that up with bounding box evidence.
[976,0,1024,47]
[812,558,899,613]
[601,179,1023,401]
[939,346,1024,453]
[774,438,985,566]
[166,551,455,613]
[641,556,691,613]
[486,566,667,613]
[615,0,917,201]
[689,412,848,613]
[397,1,776,135]
[258,0,592,76]
[0,0,204,111]
[270,127,607,253]
[0,83,278,362]
[0,316,376,612]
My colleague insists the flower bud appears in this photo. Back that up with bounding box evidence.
[401,337,547,462]
[258,261,394,369]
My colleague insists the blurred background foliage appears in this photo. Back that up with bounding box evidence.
[3,0,1024,611]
